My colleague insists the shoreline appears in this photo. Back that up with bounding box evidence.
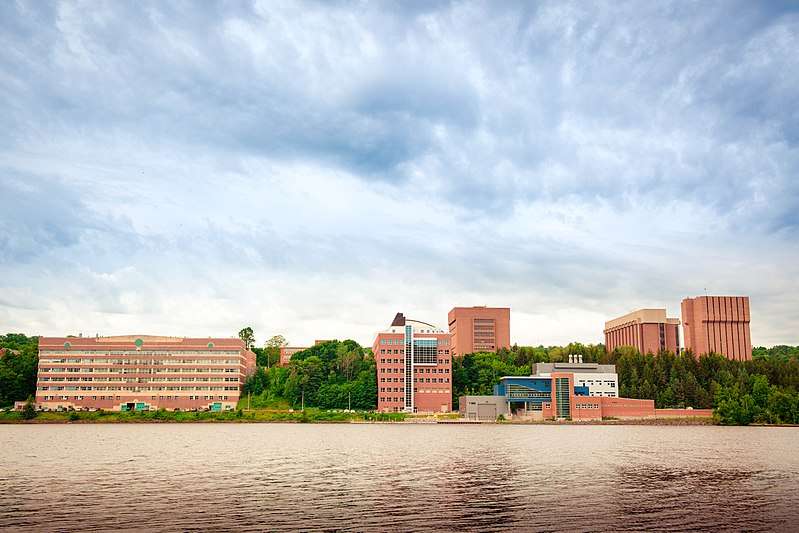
[3,410,794,426]
[0,411,722,426]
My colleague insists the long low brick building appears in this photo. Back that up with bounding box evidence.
[35,335,256,412]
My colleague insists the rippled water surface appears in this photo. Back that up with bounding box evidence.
[2,424,798,531]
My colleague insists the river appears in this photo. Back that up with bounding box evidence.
[1,424,797,531]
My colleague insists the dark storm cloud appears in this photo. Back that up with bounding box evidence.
[2,1,796,220]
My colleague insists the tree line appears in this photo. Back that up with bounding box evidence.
[3,330,799,425]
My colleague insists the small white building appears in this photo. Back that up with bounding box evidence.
[533,357,618,398]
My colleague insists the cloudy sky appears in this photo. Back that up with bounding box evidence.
[1,1,797,348]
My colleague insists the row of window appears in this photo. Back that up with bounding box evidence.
[577,380,616,386]
[39,376,240,383]
[380,358,451,365]
[40,395,232,401]
[379,367,450,374]
[378,338,450,346]
[38,386,240,392]
[39,367,240,374]
[380,387,451,400]
[380,377,450,383]
[379,349,451,355]
[41,350,241,356]
[40,357,241,363]
[575,403,600,409]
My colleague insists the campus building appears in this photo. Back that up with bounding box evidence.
[682,296,752,361]
[448,306,510,356]
[35,335,256,412]
[604,308,680,355]
[373,313,452,413]
[278,341,333,366]
[460,362,712,421]
[279,346,307,366]
[533,357,618,398]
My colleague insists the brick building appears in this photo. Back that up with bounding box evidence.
[460,368,713,421]
[35,335,256,412]
[278,346,307,366]
[373,313,452,413]
[604,308,680,355]
[682,296,752,361]
[448,306,510,356]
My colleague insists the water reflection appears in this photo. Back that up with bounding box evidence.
[610,464,792,531]
[1,425,797,532]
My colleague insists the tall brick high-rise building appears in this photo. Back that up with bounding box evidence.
[373,313,452,413]
[448,306,510,356]
[604,308,680,355]
[681,296,752,361]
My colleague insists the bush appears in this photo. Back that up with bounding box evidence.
[21,398,37,420]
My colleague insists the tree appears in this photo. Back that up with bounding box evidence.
[238,327,255,351]
[21,396,37,420]
[263,335,288,368]
[265,335,287,348]
[0,334,39,407]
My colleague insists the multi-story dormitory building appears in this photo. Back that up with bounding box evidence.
[35,335,256,412]
[373,313,453,413]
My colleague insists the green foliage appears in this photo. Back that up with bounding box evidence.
[21,397,37,420]
[0,407,404,424]
[242,340,377,410]
[752,345,799,361]
[238,327,255,350]
[714,373,799,425]
[453,343,799,425]
[0,334,39,408]
[257,335,287,368]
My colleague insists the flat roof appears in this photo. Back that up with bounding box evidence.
[604,308,680,329]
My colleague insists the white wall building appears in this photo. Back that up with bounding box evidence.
[533,358,618,398]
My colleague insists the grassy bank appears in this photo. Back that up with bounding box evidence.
[0,410,723,425]
[0,408,406,424]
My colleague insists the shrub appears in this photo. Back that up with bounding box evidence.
[21,398,37,420]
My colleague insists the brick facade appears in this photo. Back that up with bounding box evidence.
[448,306,510,356]
[682,296,752,361]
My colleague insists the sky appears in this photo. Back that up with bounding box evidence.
[1,1,798,348]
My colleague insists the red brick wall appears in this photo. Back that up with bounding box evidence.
[599,396,656,418]
[682,296,751,361]
[448,307,510,356]
[655,408,713,418]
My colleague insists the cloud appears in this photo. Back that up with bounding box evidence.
[0,1,797,346]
